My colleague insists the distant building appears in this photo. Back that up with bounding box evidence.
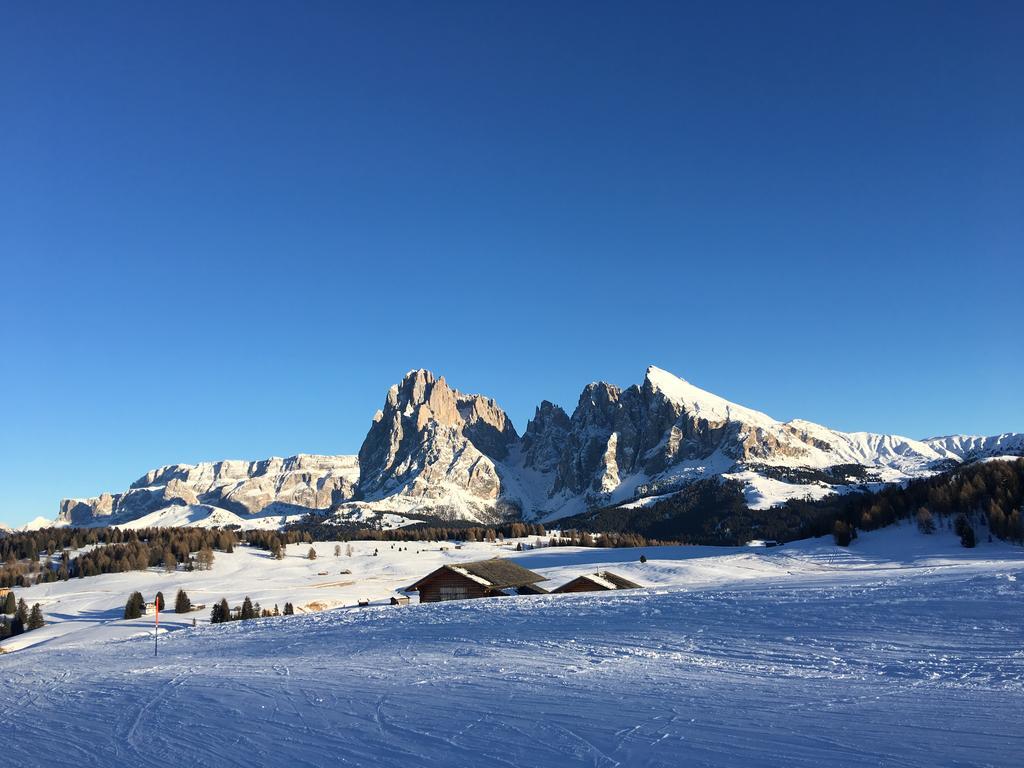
[410,559,547,603]
[390,595,410,606]
[746,539,781,548]
[0,587,11,600]
[552,571,642,594]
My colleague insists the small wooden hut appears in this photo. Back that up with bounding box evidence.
[553,571,642,594]
[410,559,547,603]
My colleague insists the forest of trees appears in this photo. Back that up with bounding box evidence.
[0,527,238,588]
[795,457,1024,545]
[0,593,44,640]
[559,458,1024,547]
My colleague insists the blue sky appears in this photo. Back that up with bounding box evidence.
[1,2,1022,526]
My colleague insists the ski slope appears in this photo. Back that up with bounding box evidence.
[2,528,1022,767]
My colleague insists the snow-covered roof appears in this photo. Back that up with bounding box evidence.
[411,559,546,590]
[556,571,642,592]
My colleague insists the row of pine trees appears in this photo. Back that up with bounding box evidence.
[121,588,297,624]
[0,591,44,640]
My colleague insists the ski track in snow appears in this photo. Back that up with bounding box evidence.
[2,532,1023,767]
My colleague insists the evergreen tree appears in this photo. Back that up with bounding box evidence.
[211,597,231,624]
[10,613,24,636]
[155,592,165,612]
[916,507,936,534]
[2,591,15,615]
[283,602,294,616]
[16,597,29,627]
[334,544,342,557]
[307,547,317,561]
[832,520,855,547]
[174,589,191,613]
[163,550,177,573]
[123,591,145,620]
[27,603,44,630]
[955,514,977,548]
[240,596,256,621]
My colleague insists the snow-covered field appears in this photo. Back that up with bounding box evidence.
[2,527,1023,766]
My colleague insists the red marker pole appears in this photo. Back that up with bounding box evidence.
[154,594,159,657]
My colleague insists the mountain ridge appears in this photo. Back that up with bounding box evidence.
[43,366,1024,530]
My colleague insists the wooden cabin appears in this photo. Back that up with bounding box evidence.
[410,559,547,603]
[0,588,12,600]
[390,595,410,606]
[553,571,642,594]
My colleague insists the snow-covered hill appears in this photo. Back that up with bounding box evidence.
[2,527,1022,767]
[48,367,1023,529]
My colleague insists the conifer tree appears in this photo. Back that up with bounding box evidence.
[307,547,317,560]
[155,592,165,612]
[123,591,145,620]
[196,547,215,571]
[27,603,44,630]
[955,514,977,548]
[832,520,855,547]
[174,589,191,613]
[283,602,294,616]
[2,591,15,615]
[916,507,935,534]
[240,596,256,621]
[16,597,29,626]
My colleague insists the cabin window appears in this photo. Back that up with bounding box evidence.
[438,585,469,601]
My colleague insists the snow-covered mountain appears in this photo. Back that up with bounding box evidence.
[50,366,1023,528]
[57,455,359,530]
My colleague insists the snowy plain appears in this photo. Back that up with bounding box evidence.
[1,526,1022,767]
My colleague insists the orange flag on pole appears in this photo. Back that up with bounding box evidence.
[154,593,159,657]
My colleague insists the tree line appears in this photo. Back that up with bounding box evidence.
[209,596,294,623]
[1,527,238,588]
[0,592,44,641]
[559,458,1024,548]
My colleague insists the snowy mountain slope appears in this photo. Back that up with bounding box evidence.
[3,527,1022,767]
[924,432,1024,459]
[50,367,1023,529]
[57,454,359,528]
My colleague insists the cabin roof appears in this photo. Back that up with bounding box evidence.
[567,571,642,590]
[411,559,546,590]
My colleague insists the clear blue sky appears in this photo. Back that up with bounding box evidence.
[1,2,1022,526]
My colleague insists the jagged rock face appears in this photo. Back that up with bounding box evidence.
[58,455,359,525]
[521,401,571,473]
[549,377,738,499]
[52,365,1024,529]
[356,370,519,520]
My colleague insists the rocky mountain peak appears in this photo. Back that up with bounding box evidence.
[521,401,571,473]
[356,370,518,515]
[46,364,1024,530]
